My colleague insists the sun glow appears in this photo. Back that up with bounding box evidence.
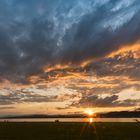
[89,118,93,123]
[85,109,94,116]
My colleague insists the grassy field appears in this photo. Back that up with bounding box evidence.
[0,122,139,140]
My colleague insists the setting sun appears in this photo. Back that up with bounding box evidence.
[85,109,94,116]
[89,118,93,123]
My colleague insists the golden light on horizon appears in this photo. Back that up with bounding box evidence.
[89,118,93,123]
[84,109,94,116]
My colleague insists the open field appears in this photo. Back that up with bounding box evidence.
[0,122,140,140]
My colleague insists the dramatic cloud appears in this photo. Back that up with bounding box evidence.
[0,0,140,83]
[0,88,79,105]
[72,94,140,108]
[0,0,140,114]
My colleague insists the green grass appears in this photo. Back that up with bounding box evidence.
[0,122,140,140]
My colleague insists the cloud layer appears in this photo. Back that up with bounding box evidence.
[0,0,140,83]
[0,0,140,113]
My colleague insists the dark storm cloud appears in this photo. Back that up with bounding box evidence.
[59,0,140,64]
[0,0,140,83]
[0,92,53,105]
[72,94,140,108]
[85,50,140,80]
[0,89,77,105]
[64,50,140,99]
[39,49,140,94]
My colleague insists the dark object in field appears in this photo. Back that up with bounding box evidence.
[55,120,59,123]
[135,119,140,123]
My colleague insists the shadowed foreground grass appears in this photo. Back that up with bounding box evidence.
[0,122,140,140]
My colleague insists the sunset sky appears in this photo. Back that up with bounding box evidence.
[0,0,140,116]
